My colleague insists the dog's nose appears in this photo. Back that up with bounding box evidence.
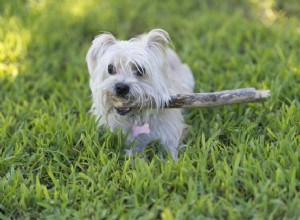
[115,83,130,96]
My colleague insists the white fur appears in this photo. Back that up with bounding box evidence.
[86,29,195,160]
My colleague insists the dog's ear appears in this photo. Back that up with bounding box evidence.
[146,29,171,52]
[86,33,116,75]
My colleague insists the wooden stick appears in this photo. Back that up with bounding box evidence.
[167,88,270,108]
[113,88,270,109]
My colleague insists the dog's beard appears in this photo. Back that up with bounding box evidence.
[94,81,168,118]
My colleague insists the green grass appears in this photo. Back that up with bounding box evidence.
[1,0,300,219]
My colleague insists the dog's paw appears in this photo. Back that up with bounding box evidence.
[125,149,134,156]
[125,145,147,156]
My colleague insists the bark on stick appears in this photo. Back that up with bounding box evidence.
[113,88,270,109]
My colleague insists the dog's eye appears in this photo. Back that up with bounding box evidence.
[135,65,145,77]
[108,64,116,75]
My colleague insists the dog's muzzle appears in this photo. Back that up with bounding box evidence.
[113,83,132,115]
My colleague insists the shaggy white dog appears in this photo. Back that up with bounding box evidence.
[86,29,194,160]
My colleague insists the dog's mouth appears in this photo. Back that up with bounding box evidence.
[114,107,131,116]
[113,96,133,116]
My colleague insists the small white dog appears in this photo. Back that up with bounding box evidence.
[86,29,195,160]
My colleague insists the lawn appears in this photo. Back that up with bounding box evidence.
[0,0,300,219]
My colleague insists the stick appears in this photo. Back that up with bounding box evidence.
[113,88,270,109]
[167,88,270,108]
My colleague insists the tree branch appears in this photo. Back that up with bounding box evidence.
[113,88,270,109]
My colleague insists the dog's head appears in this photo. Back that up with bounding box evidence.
[86,29,172,116]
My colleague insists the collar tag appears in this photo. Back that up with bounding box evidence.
[132,123,150,137]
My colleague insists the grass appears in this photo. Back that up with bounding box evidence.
[0,0,300,219]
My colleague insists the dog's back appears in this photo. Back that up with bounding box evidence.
[166,48,195,95]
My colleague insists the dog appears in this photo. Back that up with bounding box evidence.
[86,29,194,160]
